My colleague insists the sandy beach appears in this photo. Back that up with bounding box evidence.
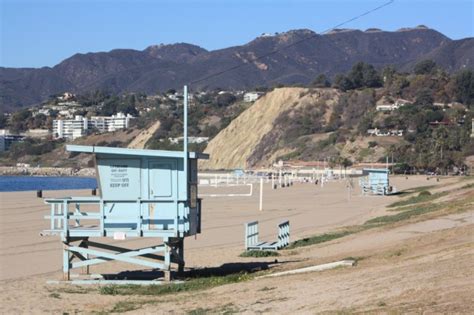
[0,175,472,313]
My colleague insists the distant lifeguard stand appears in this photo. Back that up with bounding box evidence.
[360,168,394,195]
[41,86,208,281]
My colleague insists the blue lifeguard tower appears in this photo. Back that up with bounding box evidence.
[361,168,393,195]
[42,86,208,281]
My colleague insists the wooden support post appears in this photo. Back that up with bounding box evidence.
[63,242,70,281]
[80,238,89,275]
[178,238,184,275]
[164,240,171,281]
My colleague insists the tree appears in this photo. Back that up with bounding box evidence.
[0,113,7,129]
[311,74,330,87]
[414,88,434,108]
[117,103,138,116]
[9,109,31,133]
[341,158,353,170]
[453,70,474,106]
[333,74,353,91]
[414,60,437,75]
[216,93,236,107]
[347,62,382,89]
[382,65,396,85]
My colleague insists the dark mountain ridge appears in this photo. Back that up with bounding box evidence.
[1,26,473,111]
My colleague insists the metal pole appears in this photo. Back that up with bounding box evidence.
[184,85,188,199]
[259,178,263,211]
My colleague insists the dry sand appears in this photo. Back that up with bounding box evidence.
[0,175,472,314]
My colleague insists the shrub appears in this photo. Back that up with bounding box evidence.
[368,141,378,148]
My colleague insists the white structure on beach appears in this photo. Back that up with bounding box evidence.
[53,112,134,140]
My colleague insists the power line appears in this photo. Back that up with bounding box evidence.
[190,0,394,85]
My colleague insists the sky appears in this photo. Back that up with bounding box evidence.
[1,0,473,68]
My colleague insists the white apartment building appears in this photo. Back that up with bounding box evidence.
[91,112,133,132]
[53,113,134,140]
[53,116,89,140]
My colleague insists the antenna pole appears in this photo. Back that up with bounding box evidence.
[184,85,188,156]
[184,85,188,199]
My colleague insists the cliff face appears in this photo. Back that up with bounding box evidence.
[201,87,340,169]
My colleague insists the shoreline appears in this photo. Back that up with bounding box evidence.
[0,166,96,177]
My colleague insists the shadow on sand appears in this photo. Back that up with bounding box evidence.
[100,259,298,281]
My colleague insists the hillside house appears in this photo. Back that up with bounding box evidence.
[169,136,209,144]
[367,128,403,137]
[244,92,263,102]
[376,99,409,111]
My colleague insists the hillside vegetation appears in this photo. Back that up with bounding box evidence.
[203,62,474,171]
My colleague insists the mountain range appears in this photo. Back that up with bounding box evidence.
[1,26,473,111]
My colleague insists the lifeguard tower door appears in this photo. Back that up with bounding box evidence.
[147,159,178,231]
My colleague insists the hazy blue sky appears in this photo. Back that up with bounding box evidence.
[1,0,473,68]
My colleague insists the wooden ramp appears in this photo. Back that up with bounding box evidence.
[245,221,290,251]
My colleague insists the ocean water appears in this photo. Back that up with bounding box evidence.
[0,176,97,192]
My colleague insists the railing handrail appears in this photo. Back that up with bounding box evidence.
[45,198,186,204]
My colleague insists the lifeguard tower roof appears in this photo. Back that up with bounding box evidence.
[67,145,209,159]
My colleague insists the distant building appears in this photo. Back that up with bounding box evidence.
[471,119,474,138]
[367,128,403,137]
[376,99,409,112]
[53,113,134,140]
[243,92,263,102]
[91,112,133,133]
[53,116,88,140]
[0,130,25,152]
[25,129,51,139]
[376,104,400,111]
[169,136,209,145]
[57,92,75,101]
